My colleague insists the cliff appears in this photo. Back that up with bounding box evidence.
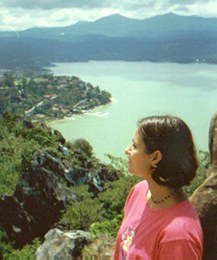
[0,113,122,255]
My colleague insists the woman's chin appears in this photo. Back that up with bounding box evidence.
[127,166,133,174]
[128,168,137,176]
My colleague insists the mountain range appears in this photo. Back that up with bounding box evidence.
[1,12,217,70]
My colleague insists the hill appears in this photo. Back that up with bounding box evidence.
[0,72,111,120]
[0,13,217,70]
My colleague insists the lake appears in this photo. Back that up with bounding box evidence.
[48,61,217,162]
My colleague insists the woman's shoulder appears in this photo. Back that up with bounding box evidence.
[161,200,203,241]
[125,180,148,206]
[133,180,148,191]
[128,180,148,197]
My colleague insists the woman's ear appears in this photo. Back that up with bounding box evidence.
[152,150,162,165]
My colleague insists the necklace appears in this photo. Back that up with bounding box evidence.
[151,190,177,205]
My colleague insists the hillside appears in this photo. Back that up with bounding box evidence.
[0,13,217,70]
[0,112,139,257]
[0,112,209,257]
[0,72,111,120]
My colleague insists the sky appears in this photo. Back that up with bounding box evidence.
[1,0,217,31]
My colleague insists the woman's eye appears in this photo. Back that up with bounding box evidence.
[132,143,137,148]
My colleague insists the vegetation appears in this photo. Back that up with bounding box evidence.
[0,112,209,258]
[0,71,111,121]
[0,112,58,195]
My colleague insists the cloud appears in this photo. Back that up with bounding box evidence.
[0,0,212,10]
[185,2,217,17]
[0,0,217,31]
[0,0,112,10]
[0,6,118,31]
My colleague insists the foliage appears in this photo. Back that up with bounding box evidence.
[0,72,111,120]
[61,199,103,230]
[73,138,93,158]
[60,185,104,231]
[0,111,212,258]
[106,153,129,175]
[90,214,123,239]
[59,156,139,236]
[3,238,41,259]
[97,175,140,220]
[0,229,40,259]
[0,114,59,195]
[0,229,13,258]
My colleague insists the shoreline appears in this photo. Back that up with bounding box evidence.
[45,60,217,73]
[47,101,112,126]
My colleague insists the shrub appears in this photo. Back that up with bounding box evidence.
[60,197,104,231]
[5,238,41,258]
[73,138,93,158]
[90,214,123,239]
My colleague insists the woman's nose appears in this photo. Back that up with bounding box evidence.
[125,145,130,155]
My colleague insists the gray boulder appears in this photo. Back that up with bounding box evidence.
[35,228,90,259]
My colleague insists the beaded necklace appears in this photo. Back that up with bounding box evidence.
[151,190,177,205]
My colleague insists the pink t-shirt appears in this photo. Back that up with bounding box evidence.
[114,181,203,260]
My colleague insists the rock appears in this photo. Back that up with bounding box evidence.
[82,236,115,260]
[190,173,217,260]
[0,145,119,248]
[0,195,35,248]
[35,228,90,259]
[0,120,119,248]
[13,149,79,244]
[88,165,119,195]
[0,149,79,248]
[190,113,217,260]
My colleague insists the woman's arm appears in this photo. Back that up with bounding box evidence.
[158,239,202,260]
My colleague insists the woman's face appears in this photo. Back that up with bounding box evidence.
[125,129,154,178]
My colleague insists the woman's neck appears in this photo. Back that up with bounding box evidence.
[146,179,187,209]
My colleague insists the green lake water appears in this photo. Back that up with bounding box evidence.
[48,61,217,161]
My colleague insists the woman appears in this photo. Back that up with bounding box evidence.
[114,115,203,260]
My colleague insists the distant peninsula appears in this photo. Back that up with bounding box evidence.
[0,72,111,121]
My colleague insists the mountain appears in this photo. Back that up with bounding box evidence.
[0,13,217,70]
[13,14,142,40]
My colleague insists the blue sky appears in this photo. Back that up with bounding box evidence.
[0,0,217,31]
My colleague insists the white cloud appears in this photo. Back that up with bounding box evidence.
[0,1,217,31]
[0,0,112,10]
[0,7,111,31]
[180,2,217,17]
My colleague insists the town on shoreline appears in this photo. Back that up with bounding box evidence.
[0,71,112,121]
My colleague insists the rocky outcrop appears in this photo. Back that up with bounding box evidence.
[35,228,90,259]
[190,113,217,260]
[82,236,115,259]
[0,133,119,248]
[190,172,217,260]
[0,149,79,248]
[14,149,79,243]
[0,195,35,247]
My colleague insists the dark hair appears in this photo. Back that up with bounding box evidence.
[137,115,198,188]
